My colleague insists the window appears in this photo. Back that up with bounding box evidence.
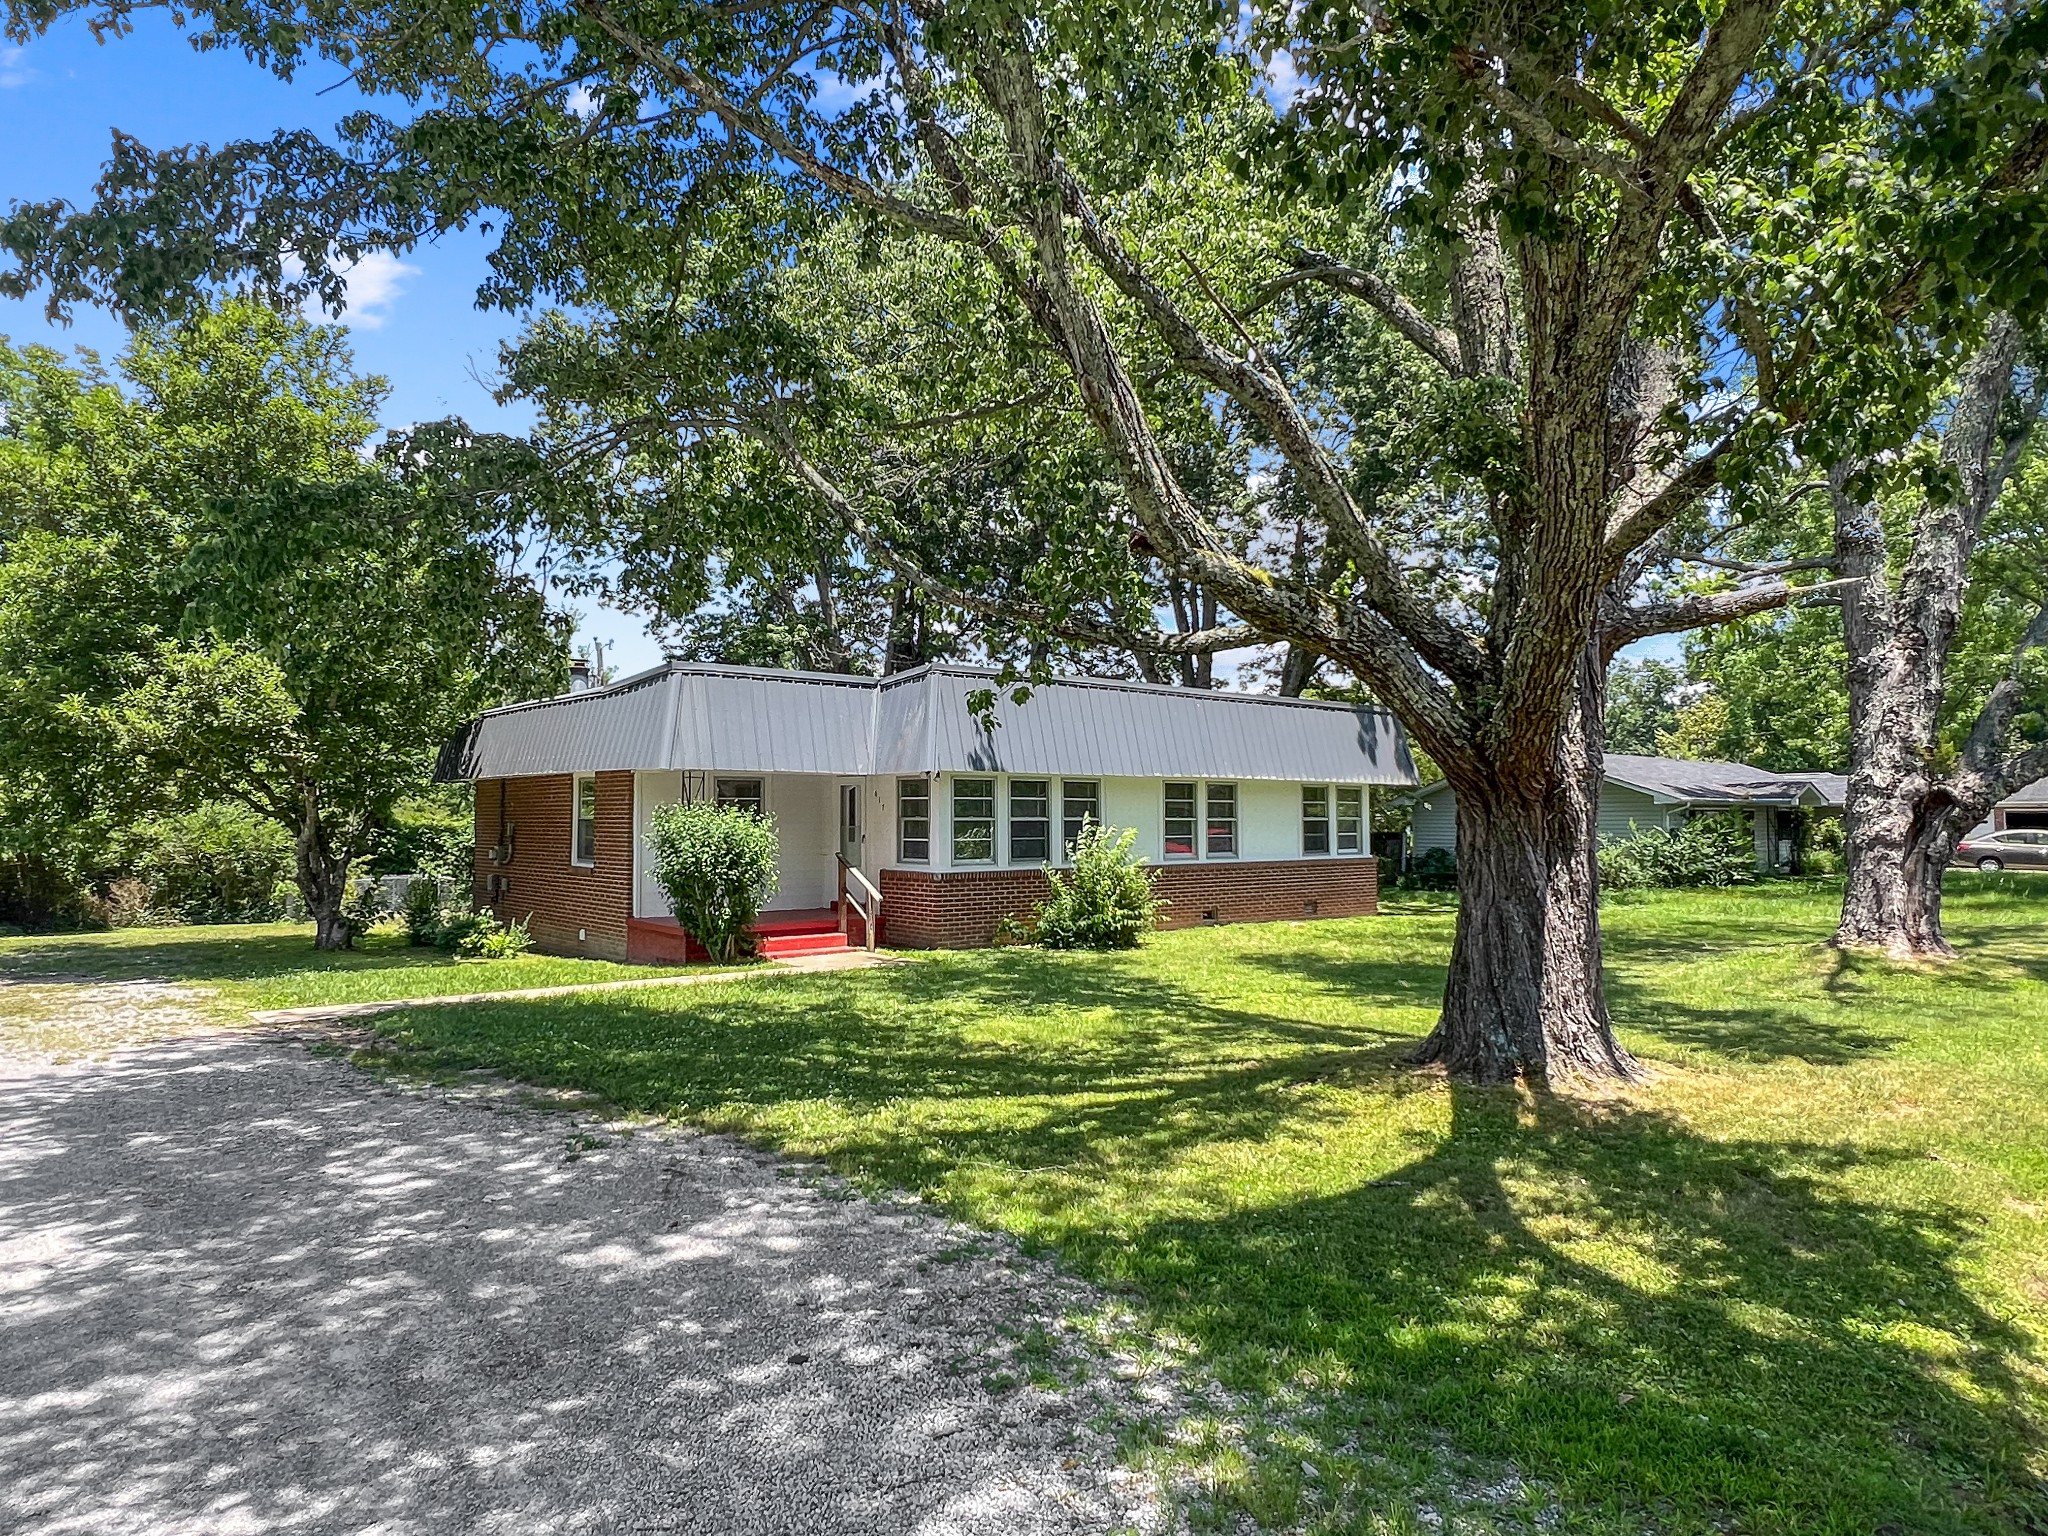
[1061,780,1101,858]
[953,777,996,863]
[897,778,930,863]
[1163,782,1198,858]
[572,774,598,865]
[715,777,765,815]
[1205,783,1238,857]
[1302,785,1331,854]
[1335,786,1365,854]
[1010,779,1051,863]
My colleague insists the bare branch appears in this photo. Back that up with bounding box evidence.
[1603,576,1856,655]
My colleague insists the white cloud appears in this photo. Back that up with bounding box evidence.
[289,249,420,330]
[1,47,35,88]
[566,83,599,119]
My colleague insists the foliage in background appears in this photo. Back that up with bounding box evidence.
[1599,815,1759,891]
[1399,846,1459,892]
[647,802,780,964]
[1032,823,1163,950]
[119,802,292,924]
[365,791,474,882]
[1606,659,1690,758]
[0,303,569,949]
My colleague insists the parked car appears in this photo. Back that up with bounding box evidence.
[1954,829,2048,871]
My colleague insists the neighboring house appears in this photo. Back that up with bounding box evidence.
[1990,778,2048,832]
[440,662,1417,960]
[1408,753,1847,873]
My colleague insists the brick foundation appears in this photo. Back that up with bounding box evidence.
[473,773,635,960]
[879,857,1379,949]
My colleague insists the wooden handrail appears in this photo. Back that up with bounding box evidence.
[835,854,882,952]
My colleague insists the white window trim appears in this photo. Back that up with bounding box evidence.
[1334,784,1366,856]
[1057,778,1103,865]
[1205,782,1240,859]
[1008,777,1053,866]
[897,776,932,865]
[1162,781,1200,861]
[571,772,598,868]
[1301,783,1333,858]
[952,775,998,866]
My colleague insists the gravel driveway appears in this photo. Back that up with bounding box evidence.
[0,1026,1167,1535]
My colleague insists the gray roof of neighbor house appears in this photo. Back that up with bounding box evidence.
[440,662,1417,786]
[1410,753,1846,809]
[1999,776,2048,808]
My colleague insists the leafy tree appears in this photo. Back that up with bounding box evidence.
[1684,610,1852,772]
[1604,659,1688,757]
[0,305,567,947]
[9,1,2048,1076]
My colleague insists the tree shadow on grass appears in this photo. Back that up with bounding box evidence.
[1106,1085,2048,1534]
[384,955,2047,1533]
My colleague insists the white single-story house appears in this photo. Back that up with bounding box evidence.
[440,662,1417,959]
[1408,753,1847,873]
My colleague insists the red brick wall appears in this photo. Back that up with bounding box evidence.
[879,857,1379,949]
[472,773,636,960]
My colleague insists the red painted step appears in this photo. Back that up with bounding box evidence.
[755,930,852,958]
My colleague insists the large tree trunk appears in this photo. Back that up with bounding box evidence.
[1414,644,1640,1083]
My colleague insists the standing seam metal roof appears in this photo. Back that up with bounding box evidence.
[440,662,1417,785]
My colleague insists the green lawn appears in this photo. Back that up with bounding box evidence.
[338,879,2048,1534]
[4,888,2044,1531]
[0,921,692,1014]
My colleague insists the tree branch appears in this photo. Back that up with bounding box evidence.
[1251,253,1463,374]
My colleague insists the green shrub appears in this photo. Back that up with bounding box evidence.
[337,881,389,943]
[366,796,474,881]
[400,876,443,945]
[647,801,780,962]
[431,908,498,953]
[1033,823,1163,950]
[456,914,532,960]
[1599,813,1757,890]
[125,803,292,923]
[1400,846,1458,891]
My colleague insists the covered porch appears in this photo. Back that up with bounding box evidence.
[626,769,887,961]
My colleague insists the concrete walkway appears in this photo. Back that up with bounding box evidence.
[248,948,901,1026]
[0,1032,1163,1535]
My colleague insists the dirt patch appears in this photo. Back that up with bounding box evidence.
[0,979,219,1065]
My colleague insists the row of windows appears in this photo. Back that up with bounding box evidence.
[897,778,1365,864]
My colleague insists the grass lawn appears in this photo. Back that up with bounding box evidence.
[331,878,2048,1534]
[0,921,693,1025]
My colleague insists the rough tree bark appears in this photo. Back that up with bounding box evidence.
[294,793,357,952]
[1832,316,2048,957]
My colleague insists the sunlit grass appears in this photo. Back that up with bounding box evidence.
[0,921,693,1022]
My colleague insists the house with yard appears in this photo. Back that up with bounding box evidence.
[1408,753,1847,873]
[440,662,1416,961]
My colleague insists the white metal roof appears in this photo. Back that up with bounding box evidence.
[441,662,1417,786]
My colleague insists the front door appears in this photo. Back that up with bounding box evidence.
[838,782,863,869]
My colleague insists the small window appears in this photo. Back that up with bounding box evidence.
[1061,780,1101,858]
[572,774,598,865]
[1302,785,1331,855]
[1206,783,1238,857]
[897,778,930,863]
[953,777,996,863]
[1335,786,1364,854]
[1164,782,1198,859]
[1010,779,1051,863]
[715,777,765,815]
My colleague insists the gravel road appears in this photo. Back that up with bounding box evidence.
[0,1028,1167,1535]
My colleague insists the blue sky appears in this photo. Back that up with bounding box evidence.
[0,12,672,672]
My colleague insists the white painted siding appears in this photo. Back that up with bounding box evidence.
[631,770,836,914]
[1410,780,1677,861]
